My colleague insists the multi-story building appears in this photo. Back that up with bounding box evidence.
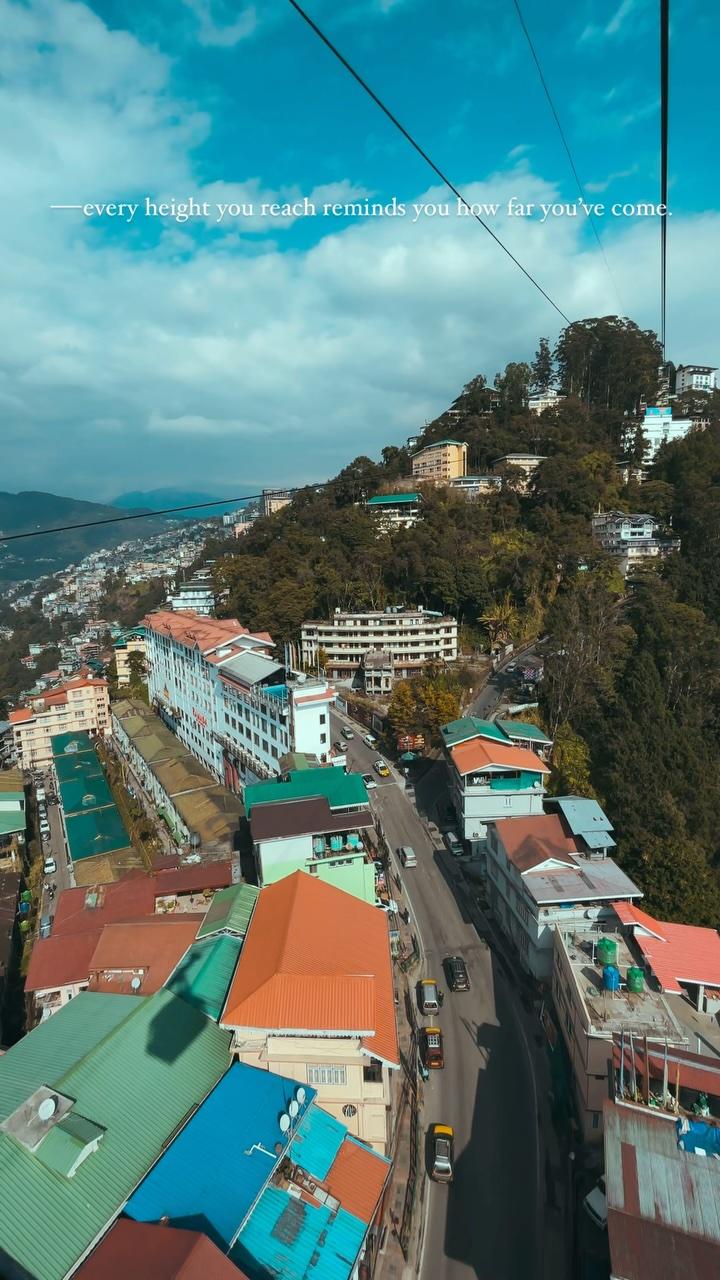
[635,406,693,459]
[493,454,548,491]
[411,439,468,482]
[144,610,335,788]
[675,363,716,394]
[221,870,399,1154]
[0,769,25,868]
[486,800,641,983]
[10,674,111,769]
[528,388,565,414]
[261,489,292,517]
[113,627,147,686]
[365,492,421,530]
[362,649,394,696]
[167,570,216,616]
[448,474,502,500]
[245,768,376,903]
[441,717,550,856]
[301,606,458,688]
[592,510,680,577]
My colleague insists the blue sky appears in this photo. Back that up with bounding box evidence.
[0,0,717,500]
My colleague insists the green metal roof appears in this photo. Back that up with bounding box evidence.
[0,994,138,1124]
[51,731,95,760]
[54,750,104,786]
[196,883,260,940]
[440,717,509,748]
[0,990,231,1280]
[496,719,553,744]
[366,492,420,505]
[412,438,465,452]
[165,935,243,1020]
[244,769,368,816]
[0,811,25,836]
[58,773,115,818]
[65,804,131,863]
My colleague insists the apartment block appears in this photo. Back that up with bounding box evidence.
[166,569,216,616]
[448,475,501,499]
[528,389,565,414]
[635,406,693,459]
[441,717,549,857]
[301,605,458,688]
[411,439,467,482]
[592,510,680,577]
[261,489,292,517]
[675,363,716,394]
[10,675,111,769]
[365,492,422,530]
[113,627,147,687]
[144,610,335,788]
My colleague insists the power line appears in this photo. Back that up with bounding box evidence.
[0,484,329,544]
[660,0,669,359]
[287,0,572,325]
[511,0,625,315]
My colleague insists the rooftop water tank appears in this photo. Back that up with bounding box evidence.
[603,965,620,992]
[627,967,645,994]
[596,938,618,968]
[330,835,343,852]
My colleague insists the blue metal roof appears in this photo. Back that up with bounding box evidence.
[551,796,613,834]
[125,1063,316,1250]
[231,1186,367,1280]
[289,1104,346,1182]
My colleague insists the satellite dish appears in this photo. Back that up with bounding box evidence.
[130,977,142,991]
[279,1114,291,1134]
[288,1100,299,1119]
[38,1097,57,1122]
[295,1087,306,1105]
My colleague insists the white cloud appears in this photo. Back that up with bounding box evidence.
[0,0,717,503]
[579,0,648,43]
[182,0,257,47]
[585,165,639,193]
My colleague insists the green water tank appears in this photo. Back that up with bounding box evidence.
[21,890,32,904]
[19,919,30,934]
[596,938,618,968]
[627,967,645,994]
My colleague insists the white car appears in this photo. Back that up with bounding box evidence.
[334,740,348,753]
[582,1177,607,1230]
[43,857,57,875]
[364,733,377,747]
[362,773,377,790]
[341,727,354,740]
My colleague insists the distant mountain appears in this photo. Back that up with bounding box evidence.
[113,488,255,518]
[0,490,166,585]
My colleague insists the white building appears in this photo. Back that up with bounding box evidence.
[592,511,680,577]
[636,406,693,459]
[675,364,716,394]
[486,798,642,982]
[364,492,421,531]
[10,675,111,769]
[144,610,335,788]
[167,569,216,616]
[448,475,501,499]
[261,489,292,517]
[528,388,565,414]
[441,717,549,858]
[301,606,458,687]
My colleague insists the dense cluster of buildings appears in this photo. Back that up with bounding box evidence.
[10,675,111,769]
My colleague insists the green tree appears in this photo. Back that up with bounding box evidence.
[388,682,418,736]
[549,725,597,798]
[531,337,554,392]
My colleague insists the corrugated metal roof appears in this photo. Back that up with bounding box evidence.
[441,716,509,747]
[126,1063,316,1250]
[165,935,244,1020]
[251,797,373,843]
[54,750,104,785]
[59,774,115,817]
[366,492,420,505]
[450,736,549,777]
[324,1135,391,1223]
[77,1220,245,1279]
[233,1186,367,1280]
[551,795,613,833]
[219,649,286,687]
[51,731,96,758]
[65,803,132,863]
[245,770,368,816]
[196,883,260,939]
[611,902,720,993]
[496,718,553,744]
[0,990,231,1280]
[0,993,138,1122]
[290,1103,346,1181]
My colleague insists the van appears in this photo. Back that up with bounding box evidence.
[419,979,440,1016]
[36,788,46,803]
[422,1027,445,1069]
[39,915,52,939]
[400,846,417,868]
[443,831,463,857]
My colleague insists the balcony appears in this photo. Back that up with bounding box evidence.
[310,829,374,861]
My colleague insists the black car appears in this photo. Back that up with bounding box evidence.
[445,955,470,992]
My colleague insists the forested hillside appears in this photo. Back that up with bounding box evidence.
[215,316,720,924]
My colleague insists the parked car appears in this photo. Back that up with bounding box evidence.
[445,955,470,992]
[341,727,354,740]
[399,846,417,868]
[418,978,441,1016]
[430,1124,454,1183]
[443,831,463,857]
[422,1027,445,1069]
[39,915,52,939]
[373,759,390,777]
[364,733,377,747]
[334,740,348,753]
[43,857,57,875]
[582,1177,608,1230]
[362,773,377,790]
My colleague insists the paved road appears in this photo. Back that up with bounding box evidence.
[331,713,542,1280]
[470,644,543,720]
[35,770,73,920]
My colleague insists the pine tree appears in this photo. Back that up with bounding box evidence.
[531,337,554,393]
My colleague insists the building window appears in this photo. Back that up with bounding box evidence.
[320,713,327,724]
[363,1059,383,1084]
[591,1112,600,1130]
[342,1103,358,1118]
[307,1064,347,1086]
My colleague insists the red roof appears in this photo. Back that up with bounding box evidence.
[450,736,549,777]
[154,861,232,896]
[51,877,157,935]
[222,871,399,1065]
[612,901,720,993]
[325,1137,391,1223]
[87,918,201,994]
[77,1220,244,1279]
[25,930,101,993]
[9,708,33,724]
[144,609,272,655]
[491,814,578,873]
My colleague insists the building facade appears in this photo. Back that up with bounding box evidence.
[493,454,548,491]
[636,406,693,459]
[528,389,565,414]
[441,717,549,856]
[113,628,147,687]
[365,492,421,530]
[411,439,468,482]
[10,676,111,769]
[0,769,25,868]
[675,364,716,394]
[301,606,458,687]
[166,570,216,616]
[144,610,335,788]
[261,489,292,517]
[448,475,502,499]
[592,511,680,577]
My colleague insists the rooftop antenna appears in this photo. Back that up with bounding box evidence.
[38,1097,57,1122]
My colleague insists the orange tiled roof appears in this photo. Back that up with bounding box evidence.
[222,871,399,1065]
[9,708,33,724]
[325,1137,391,1223]
[450,736,550,777]
[143,609,260,652]
[492,814,578,873]
[612,901,720,993]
